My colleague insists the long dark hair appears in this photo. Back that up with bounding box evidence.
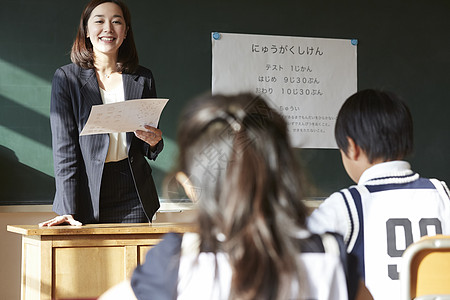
[176,93,308,300]
[70,0,139,73]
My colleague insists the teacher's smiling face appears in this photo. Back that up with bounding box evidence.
[86,2,128,58]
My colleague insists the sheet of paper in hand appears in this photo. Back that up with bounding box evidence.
[80,98,169,136]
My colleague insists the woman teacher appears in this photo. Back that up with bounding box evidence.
[40,0,163,226]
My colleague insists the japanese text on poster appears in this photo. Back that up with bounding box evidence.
[211,32,357,148]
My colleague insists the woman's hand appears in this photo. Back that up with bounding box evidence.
[38,215,83,227]
[135,125,162,147]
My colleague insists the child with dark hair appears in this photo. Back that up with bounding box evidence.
[308,89,450,300]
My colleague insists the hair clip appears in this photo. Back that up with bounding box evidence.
[225,105,246,132]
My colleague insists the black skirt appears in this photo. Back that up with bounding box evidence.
[99,158,148,223]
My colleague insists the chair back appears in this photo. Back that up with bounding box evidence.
[401,235,450,300]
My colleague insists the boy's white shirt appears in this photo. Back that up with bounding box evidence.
[307,160,450,300]
[307,161,414,239]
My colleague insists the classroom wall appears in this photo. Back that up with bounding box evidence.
[1,0,449,207]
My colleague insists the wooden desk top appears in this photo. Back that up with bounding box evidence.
[7,222,196,236]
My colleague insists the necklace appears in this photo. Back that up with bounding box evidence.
[98,69,114,79]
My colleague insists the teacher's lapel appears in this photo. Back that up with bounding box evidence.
[78,68,109,160]
[123,73,145,101]
[79,68,103,107]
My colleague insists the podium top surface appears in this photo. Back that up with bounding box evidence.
[7,222,196,236]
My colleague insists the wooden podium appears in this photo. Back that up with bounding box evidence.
[7,222,195,300]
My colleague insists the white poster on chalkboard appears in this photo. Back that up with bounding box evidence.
[211,32,357,148]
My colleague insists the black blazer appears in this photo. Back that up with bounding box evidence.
[50,63,163,223]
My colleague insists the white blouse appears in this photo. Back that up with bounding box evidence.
[99,83,128,162]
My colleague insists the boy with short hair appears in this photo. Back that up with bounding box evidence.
[307,89,450,300]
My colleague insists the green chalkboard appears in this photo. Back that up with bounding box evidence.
[1,0,449,205]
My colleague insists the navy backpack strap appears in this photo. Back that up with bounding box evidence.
[131,232,183,300]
